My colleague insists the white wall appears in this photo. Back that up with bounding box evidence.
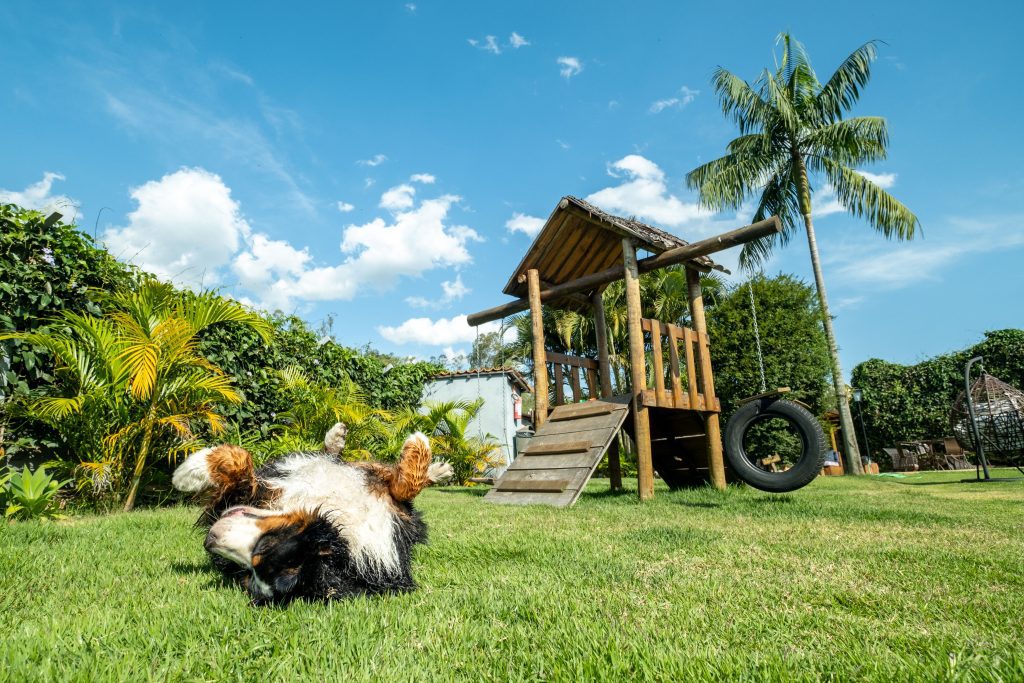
[421,374,520,475]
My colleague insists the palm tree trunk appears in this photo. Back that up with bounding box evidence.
[796,154,863,475]
[123,410,156,512]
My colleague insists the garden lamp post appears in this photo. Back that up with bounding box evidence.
[852,389,871,464]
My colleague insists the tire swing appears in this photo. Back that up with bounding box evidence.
[722,279,826,493]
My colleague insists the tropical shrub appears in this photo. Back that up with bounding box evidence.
[2,464,70,520]
[396,399,502,485]
[1,282,272,510]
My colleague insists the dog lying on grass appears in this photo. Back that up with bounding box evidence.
[172,425,451,605]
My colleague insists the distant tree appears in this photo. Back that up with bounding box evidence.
[687,34,920,474]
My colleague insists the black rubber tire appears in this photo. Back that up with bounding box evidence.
[724,398,826,493]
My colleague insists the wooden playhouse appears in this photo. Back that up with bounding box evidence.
[467,196,779,506]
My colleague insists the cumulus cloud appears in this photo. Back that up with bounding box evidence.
[240,194,482,310]
[406,274,471,309]
[410,173,436,184]
[233,234,312,293]
[337,201,355,213]
[0,172,78,216]
[506,212,545,237]
[557,56,583,79]
[649,86,699,113]
[380,184,417,212]
[509,32,530,48]
[585,155,711,228]
[357,154,388,167]
[379,314,497,346]
[103,168,250,288]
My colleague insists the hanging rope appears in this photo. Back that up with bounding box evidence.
[747,277,768,393]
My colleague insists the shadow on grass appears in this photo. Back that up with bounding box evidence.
[170,560,237,590]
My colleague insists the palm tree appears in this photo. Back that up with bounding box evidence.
[687,34,919,474]
[2,282,273,509]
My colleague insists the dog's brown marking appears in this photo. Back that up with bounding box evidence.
[390,435,432,502]
[207,445,255,488]
[255,509,318,535]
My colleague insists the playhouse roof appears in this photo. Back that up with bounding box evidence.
[501,196,726,302]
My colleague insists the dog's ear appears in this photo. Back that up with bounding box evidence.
[274,568,300,595]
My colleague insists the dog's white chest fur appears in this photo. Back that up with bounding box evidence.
[266,455,399,575]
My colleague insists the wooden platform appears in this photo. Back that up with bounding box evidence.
[484,398,631,507]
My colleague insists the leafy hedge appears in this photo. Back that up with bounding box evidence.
[850,329,1024,461]
[0,205,441,466]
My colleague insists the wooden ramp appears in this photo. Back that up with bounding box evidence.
[485,398,630,507]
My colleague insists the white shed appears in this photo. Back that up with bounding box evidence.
[420,368,532,476]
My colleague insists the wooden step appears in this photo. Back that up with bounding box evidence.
[549,403,615,421]
[521,440,591,456]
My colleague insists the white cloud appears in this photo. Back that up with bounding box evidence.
[556,139,571,150]
[379,314,497,346]
[469,35,502,54]
[828,214,1024,290]
[337,201,355,213]
[357,154,388,167]
[506,212,545,237]
[103,168,250,289]
[233,234,312,294]
[0,172,78,216]
[585,155,711,228]
[510,32,529,48]
[649,86,699,114]
[380,184,416,212]
[410,173,436,184]
[406,274,471,309]
[857,171,896,189]
[557,56,583,79]
[405,3,416,11]
[243,194,482,309]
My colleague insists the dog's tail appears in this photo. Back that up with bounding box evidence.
[389,432,433,502]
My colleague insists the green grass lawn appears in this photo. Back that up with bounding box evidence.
[3,471,1023,682]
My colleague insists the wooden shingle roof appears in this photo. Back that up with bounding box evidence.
[502,196,726,301]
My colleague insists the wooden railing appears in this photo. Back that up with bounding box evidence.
[545,351,602,406]
[640,318,720,412]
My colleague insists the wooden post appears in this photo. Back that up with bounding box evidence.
[687,267,726,490]
[623,239,654,501]
[592,290,621,491]
[528,269,548,429]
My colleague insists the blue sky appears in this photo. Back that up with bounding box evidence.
[2,1,1022,377]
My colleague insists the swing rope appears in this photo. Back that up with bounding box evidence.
[747,276,768,393]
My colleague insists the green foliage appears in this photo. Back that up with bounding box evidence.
[707,274,832,419]
[0,205,137,458]
[1,282,272,510]
[2,464,69,520]
[686,34,919,266]
[397,399,502,484]
[851,329,1024,463]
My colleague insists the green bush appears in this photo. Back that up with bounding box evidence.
[2,464,69,520]
[851,329,1024,461]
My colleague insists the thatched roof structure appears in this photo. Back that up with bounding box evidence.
[501,196,726,302]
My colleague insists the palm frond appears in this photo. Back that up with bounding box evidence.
[711,67,774,134]
[817,159,920,240]
[802,117,888,166]
[184,292,274,342]
[814,41,879,123]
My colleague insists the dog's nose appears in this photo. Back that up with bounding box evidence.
[204,530,220,551]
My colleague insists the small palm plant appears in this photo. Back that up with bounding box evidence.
[1,282,273,510]
[273,365,390,460]
[395,399,502,485]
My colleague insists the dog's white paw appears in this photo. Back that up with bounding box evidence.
[324,422,348,455]
[427,460,454,484]
[172,447,215,492]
